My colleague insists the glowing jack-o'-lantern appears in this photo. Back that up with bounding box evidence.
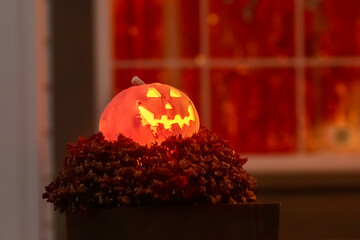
[99,77,200,145]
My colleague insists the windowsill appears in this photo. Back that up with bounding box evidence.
[243,153,360,189]
[244,153,360,174]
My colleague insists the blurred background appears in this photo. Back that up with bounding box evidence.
[1,0,360,239]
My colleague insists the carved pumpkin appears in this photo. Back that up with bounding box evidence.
[99,82,200,145]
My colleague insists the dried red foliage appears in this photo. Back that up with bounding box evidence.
[43,127,256,213]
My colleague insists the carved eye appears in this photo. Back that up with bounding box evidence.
[147,88,161,97]
[170,89,181,97]
[165,102,173,109]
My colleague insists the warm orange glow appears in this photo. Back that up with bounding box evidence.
[165,102,173,109]
[170,88,182,97]
[138,105,196,130]
[99,82,200,146]
[146,87,161,97]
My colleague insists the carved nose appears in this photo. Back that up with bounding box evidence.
[165,102,173,109]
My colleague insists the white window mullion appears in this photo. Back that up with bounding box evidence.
[199,0,212,128]
[294,0,306,153]
[112,57,360,70]
[164,0,181,88]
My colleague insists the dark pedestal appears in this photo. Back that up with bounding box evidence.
[67,203,280,240]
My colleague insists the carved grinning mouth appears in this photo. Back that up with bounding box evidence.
[137,104,196,130]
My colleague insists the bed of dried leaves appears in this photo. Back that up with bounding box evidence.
[43,127,256,213]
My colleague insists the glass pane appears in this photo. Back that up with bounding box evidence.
[209,0,294,58]
[306,67,360,152]
[112,0,200,59]
[112,0,165,59]
[210,68,296,153]
[305,0,360,57]
[179,0,200,58]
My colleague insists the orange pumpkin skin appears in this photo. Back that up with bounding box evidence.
[99,83,200,146]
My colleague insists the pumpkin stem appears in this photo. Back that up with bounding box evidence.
[131,76,145,86]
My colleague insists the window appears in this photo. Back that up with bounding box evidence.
[96,0,360,172]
